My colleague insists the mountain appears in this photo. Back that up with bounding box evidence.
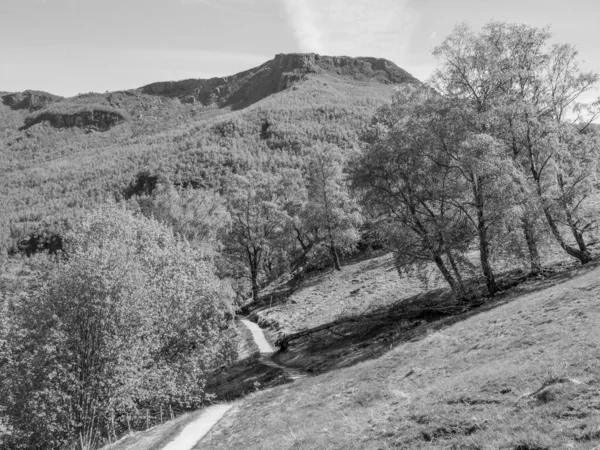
[141,54,418,109]
[0,53,419,253]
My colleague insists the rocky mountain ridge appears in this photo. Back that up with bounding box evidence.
[1,90,63,111]
[140,53,419,109]
[2,54,417,132]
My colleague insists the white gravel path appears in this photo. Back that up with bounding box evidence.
[161,317,304,450]
[161,404,232,450]
[238,318,275,354]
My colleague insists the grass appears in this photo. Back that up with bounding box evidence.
[199,259,600,449]
[203,319,295,402]
[101,410,204,450]
[249,251,436,337]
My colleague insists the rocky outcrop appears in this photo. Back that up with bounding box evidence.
[10,233,63,257]
[2,90,63,111]
[140,53,419,110]
[22,107,126,131]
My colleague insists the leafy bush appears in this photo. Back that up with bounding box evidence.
[0,205,236,449]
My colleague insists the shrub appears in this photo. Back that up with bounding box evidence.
[0,205,236,449]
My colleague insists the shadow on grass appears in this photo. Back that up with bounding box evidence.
[273,259,600,375]
[204,353,292,402]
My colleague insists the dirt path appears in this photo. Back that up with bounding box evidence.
[161,404,232,450]
[238,318,275,353]
[160,317,307,449]
[238,318,308,381]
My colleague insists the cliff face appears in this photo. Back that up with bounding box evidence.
[22,107,126,131]
[141,53,419,110]
[1,90,63,111]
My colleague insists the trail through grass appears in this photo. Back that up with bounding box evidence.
[200,261,600,449]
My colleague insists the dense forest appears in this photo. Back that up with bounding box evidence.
[1,21,600,449]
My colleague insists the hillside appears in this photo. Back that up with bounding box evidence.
[141,54,418,109]
[200,258,600,450]
[96,251,600,450]
[0,53,417,253]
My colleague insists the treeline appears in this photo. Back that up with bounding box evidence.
[353,22,600,299]
[126,141,363,301]
[0,74,391,254]
[186,22,600,303]
[132,21,600,304]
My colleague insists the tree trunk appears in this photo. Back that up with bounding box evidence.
[410,209,466,300]
[558,174,593,262]
[521,215,542,275]
[248,247,261,302]
[251,277,260,303]
[539,194,592,264]
[526,139,591,264]
[473,179,499,296]
[330,245,341,271]
[294,226,311,254]
[431,253,465,300]
[445,250,468,300]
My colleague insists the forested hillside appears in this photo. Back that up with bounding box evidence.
[0,54,412,254]
[2,21,600,450]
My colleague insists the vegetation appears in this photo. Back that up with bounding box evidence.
[0,205,236,449]
[353,22,600,299]
[201,258,600,450]
[1,20,599,450]
[0,68,394,257]
[301,144,362,270]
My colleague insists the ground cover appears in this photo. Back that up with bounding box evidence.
[99,320,293,450]
[200,260,600,449]
[249,251,440,337]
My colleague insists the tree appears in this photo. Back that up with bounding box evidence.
[224,170,297,301]
[354,86,472,299]
[301,144,363,271]
[141,182,231,248]
[355,84,523,297]
[432,21,600,265]
[0,205,236,449]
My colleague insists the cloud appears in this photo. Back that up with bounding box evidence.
[281,0,325,54]
[430,31,437,39]
[182,0,275,17]
[281,0,416,63]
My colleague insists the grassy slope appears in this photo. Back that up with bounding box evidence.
[251,252,442,336]
[200,261,600,449]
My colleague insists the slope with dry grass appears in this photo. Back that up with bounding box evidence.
[250,252,440,335]
[200,261,600,449]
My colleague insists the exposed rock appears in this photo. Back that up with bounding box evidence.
[122,171,160,199]
[9,233,63,257]
[22,107,126,131]
[140,53,419,110]
[1,90,62,111]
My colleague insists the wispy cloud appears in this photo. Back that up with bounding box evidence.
[182,0,276,17]
[281,0,325,54]
[281,0,415,63]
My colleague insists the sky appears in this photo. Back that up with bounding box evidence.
[1,0,600,97]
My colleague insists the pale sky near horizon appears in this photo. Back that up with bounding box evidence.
[1,0,599,97]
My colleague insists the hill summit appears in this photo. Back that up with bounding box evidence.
[140,53,419,109]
